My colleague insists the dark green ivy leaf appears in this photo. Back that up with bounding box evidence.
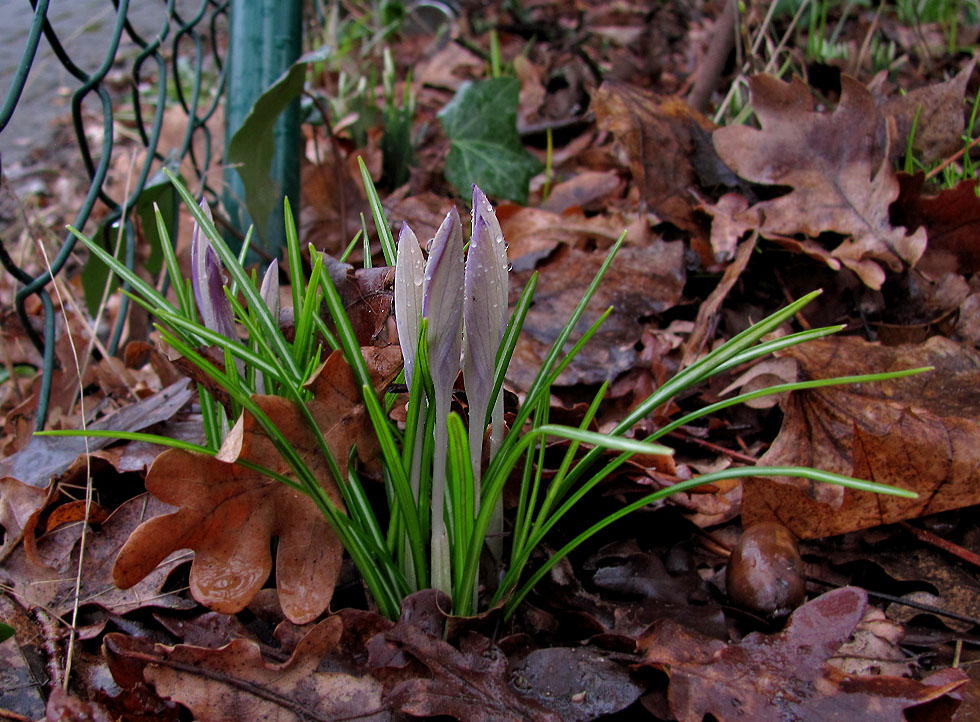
[439,78,543,205]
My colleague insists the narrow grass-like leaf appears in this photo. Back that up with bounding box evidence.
[358,156,397,265]
[446,412,475,612]
[459,421,674,614]
[153,203,192,317]
[69,226,174,314]
[486,272,537,427]
[502,464,918,617]
[713,325,845,374]
[284,197,305,322]
[362,383,428,587]
[648,367,935,443]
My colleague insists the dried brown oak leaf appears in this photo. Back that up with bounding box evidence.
[713,74,927,289]
[104,617,388,722]
[113,347,403,624]
[893,173,980,278]
[639,586,966,722]
[742,335,980,539]
[592,81,718,237]
[385,622,561,722]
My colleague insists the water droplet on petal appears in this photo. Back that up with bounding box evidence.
[504,242,510,251]
[506,262,514,272]
[425,239,434,253]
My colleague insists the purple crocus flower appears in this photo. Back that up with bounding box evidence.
[392,190,511,592]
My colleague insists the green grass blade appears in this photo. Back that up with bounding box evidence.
[362,383,428,587]
[358,156,396,265]
[69,226,175,314]
[284,196,305,322]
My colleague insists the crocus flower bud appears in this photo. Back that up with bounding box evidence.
[394,223,425,386]
[423,207,464,398]
[190,197,237,341]
[256,261,280,394]
[463,186,509,431]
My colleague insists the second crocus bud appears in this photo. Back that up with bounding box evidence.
[190,197,237,341]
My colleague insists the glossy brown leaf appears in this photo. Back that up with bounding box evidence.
[639,587,967,722]
[893,173,980,278]
[510,647,643,722]
[105,617,388,722]
[113,347,402,623]
[713,74,927,289]
[743,336,980,539]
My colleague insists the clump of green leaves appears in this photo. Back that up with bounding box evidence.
[53,171,923,620]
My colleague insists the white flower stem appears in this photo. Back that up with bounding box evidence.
[487,393,505,559]
[430,394,452,595]
[403,404,426,589]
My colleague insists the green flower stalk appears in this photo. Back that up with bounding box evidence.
[463,185,509,559]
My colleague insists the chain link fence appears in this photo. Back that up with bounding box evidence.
[0,0,228,429]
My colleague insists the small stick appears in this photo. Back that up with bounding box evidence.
[900,520,980,569]
[689,0,738,113]
[925,133,980,181]
[665,429,759,465]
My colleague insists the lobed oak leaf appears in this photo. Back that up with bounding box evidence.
[713,74,927,289]
[874,59,975,165]
[113,347,402,624]
[639,587,966,722]
[104,617,388,722]
[1,494,193,617]
[742,335,980,539]
[385,622,561,722]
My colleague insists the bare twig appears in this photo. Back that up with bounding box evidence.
[689,0,738,113]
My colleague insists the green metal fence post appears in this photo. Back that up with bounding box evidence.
[223,0,302,258]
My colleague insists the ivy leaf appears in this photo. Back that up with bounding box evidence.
[439,78,544,204]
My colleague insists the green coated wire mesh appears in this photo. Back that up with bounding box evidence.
[0,0,228,429]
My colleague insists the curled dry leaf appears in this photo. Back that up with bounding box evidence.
[639,587,967,722]
[508,241,685,389]
[385,622,561,722]
[113,347,403,624]
[105,617,388,722]
[892,173,980,278]
[1,494,193,617]
[743,335,980,539]
[874,59,976,165]
[592,81,717,236]
[713,74,927,289]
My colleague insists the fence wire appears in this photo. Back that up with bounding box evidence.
[0,0,228,429]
